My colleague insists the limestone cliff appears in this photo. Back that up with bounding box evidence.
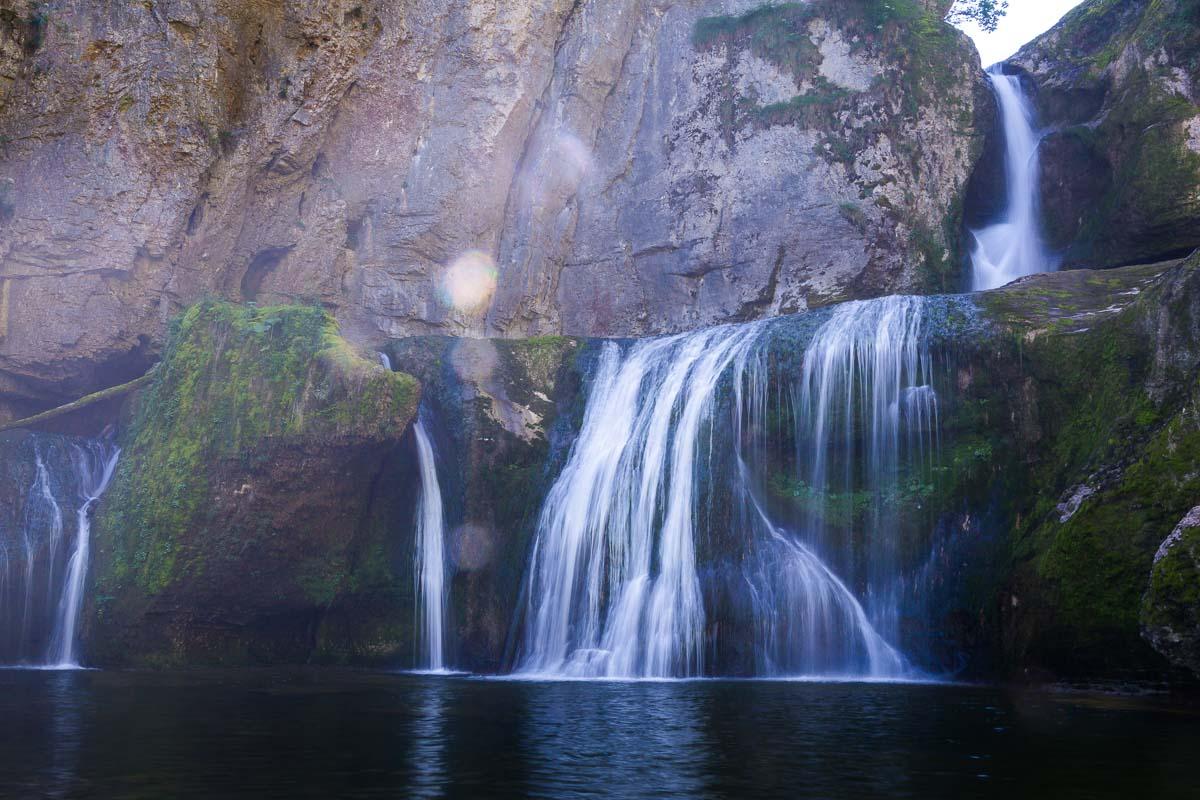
[0,0,987,419]
[1010,0,1200,270]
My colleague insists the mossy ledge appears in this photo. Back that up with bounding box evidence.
[85,300,420,667]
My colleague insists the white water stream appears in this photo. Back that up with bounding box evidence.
[970,67,1053,290]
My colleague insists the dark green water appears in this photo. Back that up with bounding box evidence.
[0,669,1196,799]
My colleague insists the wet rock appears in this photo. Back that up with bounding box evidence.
[1057,484,1097,523]
[85,300,420,667]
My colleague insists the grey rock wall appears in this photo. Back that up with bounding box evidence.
[0,0,987,418]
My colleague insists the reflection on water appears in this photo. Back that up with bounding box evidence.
[46,670,83,799]
[408,678,446,799]
[0,669,1196,799]
[523,682,708,799]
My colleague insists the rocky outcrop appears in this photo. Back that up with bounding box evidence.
[1010,0,1200,270]
[1142,506,1200,676]
[386,334,586,672]
[973,251,1200,681]
[85,300,419,667]
[80,296,586,670]
[0,0,987,420]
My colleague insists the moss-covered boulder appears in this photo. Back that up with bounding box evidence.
[1142,507,1200,676]
[1011,0,1200,270]
[85,300,420,667]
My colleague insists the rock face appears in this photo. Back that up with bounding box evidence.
[974,252,1200,680]
[1010,0,1200,270]
[0,0,987,419]
[85,301,420,667]
[65,250,1200,679]
[81,296,585,670]
[1142,506,1200,676]
[386,333,586,672]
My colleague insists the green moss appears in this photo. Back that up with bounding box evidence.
[96,299,419,602]
[1033,410,1200,655]
[977,256,1200,674]
[507,336,578,383]
[1143,525,1200,632]
[912,222,954,293]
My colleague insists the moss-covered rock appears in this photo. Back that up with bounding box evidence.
[1011,0,1200,270]
[971,252,1200,680]
[66,254,1200,683]
[1142,507,1200,675]
[86,300,420,667]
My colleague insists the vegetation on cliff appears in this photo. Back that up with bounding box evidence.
[689,0,986,296]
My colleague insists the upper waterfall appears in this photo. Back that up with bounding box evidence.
[517,296,940,679]
[970,66,1053,291]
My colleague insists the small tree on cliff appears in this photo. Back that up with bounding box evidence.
[946,0,1008,32]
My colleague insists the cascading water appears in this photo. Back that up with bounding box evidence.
[412,416,450,672]
[47,442,120,667]
[793,296,938,647]
[517,297,934,679]
[519,326,763,678]
[0,437,120,667]
[970,66,1053,291]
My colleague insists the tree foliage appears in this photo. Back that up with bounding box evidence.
[946,0,1009,33]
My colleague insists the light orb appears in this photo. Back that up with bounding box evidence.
[439,250,498,313]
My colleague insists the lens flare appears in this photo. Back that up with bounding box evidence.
[439,251,498,313]
[551,132,592,187]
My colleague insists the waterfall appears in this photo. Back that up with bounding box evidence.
[0,436,119,667]
[518,326,759,678]
[46,442,120,667]
[517,298,931,679]
[793,296,938,649]
[413,416,449,672]
[970,66,1052,291]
